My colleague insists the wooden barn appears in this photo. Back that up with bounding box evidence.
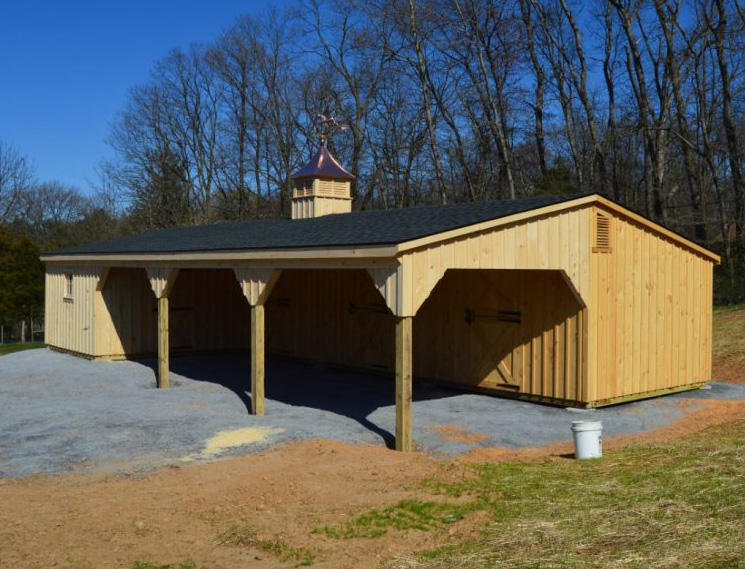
[41,147,720,451]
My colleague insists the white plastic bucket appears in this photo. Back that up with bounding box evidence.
[571,420,603,459]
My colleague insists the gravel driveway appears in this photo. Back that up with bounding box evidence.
[1,348,742,477]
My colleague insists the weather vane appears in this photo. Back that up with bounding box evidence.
[315,114,350,147]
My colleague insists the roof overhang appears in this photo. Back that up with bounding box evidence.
[40,244,400,264]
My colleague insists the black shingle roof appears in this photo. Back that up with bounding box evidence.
[44,194,583,256]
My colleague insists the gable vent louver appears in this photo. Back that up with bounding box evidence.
[594,212,612,252]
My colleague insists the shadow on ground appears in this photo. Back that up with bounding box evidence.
[144,352,460,449]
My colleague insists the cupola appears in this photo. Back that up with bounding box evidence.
[290,146,354,219]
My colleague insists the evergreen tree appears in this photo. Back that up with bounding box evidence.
[129,149,192,230]
[0,227,44,334]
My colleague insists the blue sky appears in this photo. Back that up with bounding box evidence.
[0,0,279,196]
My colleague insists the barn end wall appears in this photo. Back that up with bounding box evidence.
[44,266,102,356]
[587,205,715,405]
[396,205,592,404]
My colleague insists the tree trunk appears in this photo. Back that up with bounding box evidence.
[407,0,449,204]
[713,0,744,266]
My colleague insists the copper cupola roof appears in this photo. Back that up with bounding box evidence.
[291,146,355,180]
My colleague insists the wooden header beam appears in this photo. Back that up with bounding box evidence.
[41,246,398,264]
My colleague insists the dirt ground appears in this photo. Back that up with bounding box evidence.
[711,308,745,383]
[3,392,745,569]
[713,355,745,383]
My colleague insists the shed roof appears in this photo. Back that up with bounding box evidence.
[44,194,578,256]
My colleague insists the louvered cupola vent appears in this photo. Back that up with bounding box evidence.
[290,146,354,219]
[593,211,612,253]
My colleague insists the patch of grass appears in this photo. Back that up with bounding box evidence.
[132,561,201,569]
[219,525,316,566]
[712,305,745,380]
[714,302,745,314]
[0,341,44,356]
[380,419,745,568]
[314,499,478,539]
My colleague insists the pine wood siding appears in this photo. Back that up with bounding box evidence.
[43,196,718,408]
[94,268,157,357]
[291,177,353,219]
[263,268,584,404]
[397,206,592,317]
[93,268,248,359]
[45,266,101,356]
[266,269,395,371]
[415,269,583,402]
[168,269,249,354]
[588,205,714,404]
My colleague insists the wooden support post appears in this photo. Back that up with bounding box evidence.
[235,268,281,416]
[147,268,179,389]
[251,304,265,415]
[395,316,413,452]
[158,296,169,388]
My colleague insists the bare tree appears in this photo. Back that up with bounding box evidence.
[298,0,394,204]
[154,46,223,222]
[653,0,706,240]
[0,141,34,223]
[208,16,259,219]
[609,0,669,219]
[255,10,307,216]
[519,0,547,179]
[367,70,428,207]
[400,0,450,204]
[446,0,519,199]
[600,0,623,201]
[709,0,744,263]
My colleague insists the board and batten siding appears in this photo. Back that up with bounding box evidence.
[396,205,591,317]
[266,268,584,403]
[588,205,714,404]
[43,196,717,407]
[94,268,248,358]
[266,269,395,370]
[45,266,102,356]
[94,268,157,357]
[393,206,591,402]
[415,269,584,402]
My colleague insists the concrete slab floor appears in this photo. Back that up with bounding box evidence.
[0,349,742,477]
